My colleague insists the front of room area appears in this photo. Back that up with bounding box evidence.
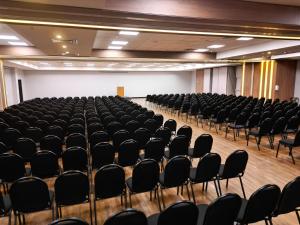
[0,1,300,225]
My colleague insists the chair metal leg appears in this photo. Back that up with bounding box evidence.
[160,188,165,209]
[295,209,300,224]
[217,179,222,196]
[186,183,191,200]
[268,217,273,225]
[247,134,250,146]
[156,187,162,212]
[239,176,246,198]
[264,219,269,225]
[255,137,261,151]
[94,200,98,225]
[129,192,132,208]
[225,126,229,138]
[205,182,208,191]
[276,143,280,158]
[89,199,93,225]
[213,180,220,197]
[289,147,296,164]
[190,182,196,203]
[226,179,229,188]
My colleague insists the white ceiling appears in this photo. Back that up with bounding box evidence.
[0,24,32,46]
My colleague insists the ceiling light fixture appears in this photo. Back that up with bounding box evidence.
[8,41,28,46]
[194,48,209,52]
[0,35,19,40]
[111,40,128,45]
[56,34,62,39]
[207,44,225,49]
[119,31,139,36]
[108,45,123,50]
[62,45,67,49]
[87,63,95,67]
[237,37,254,41]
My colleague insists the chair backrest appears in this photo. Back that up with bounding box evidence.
[157,201,198,225]
[169,135,189,158]
[164,156,190,188]
[118,139,139,167]
[103,209,147,225]
[164,119,177,133]
[87,123,104,138]
[107,121,123,136]
[0,141,8,154]
[0,153,26,183]
[177,126,192,144]
[286,115,299,130]
[9,176,51,213]
[13,137,37,161]
[155,127,171,146]
[132,159,159,193]
[259,118,273,135]
[40,135,63,156]
[242,184,281,224]
[25,126,43,143]
[143,119,158,134]
[133,128,151,149]
[94,164,125,199]
[3,127,21,148]
[55,170,90,206]
[89,131,110,147]
[221,150,248,179]
[294,130,300,146]
[203,193,242,225]
[193,134,213,158]
[273,176,300,216]
[49,217,89,225]
[144,138,165,162]
[153,114,164,127]
[112,129,130,151]
[195,153,221,183]
[235,113,248,125]
[91,142,115,169]
[30,150,60,179]
[62,147,88,172]
[66,133,87,149]
[247,113,260,129]
[125,120,140,134]
[271,117,286,134]
[47,125,64,140]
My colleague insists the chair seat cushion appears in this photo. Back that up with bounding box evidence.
[236,199,248,222]
[279,139,294,146]
[249,130,259,136]
[218,164,225,177]
[126,177,133,191]
[164,150,170,159]
[197,204,208,225]
[229,124,245,129]
[147,213,159,225]
[0,195,11,215]
[188,148,194,157]
[189,168,197,181]
[159,172,165,185]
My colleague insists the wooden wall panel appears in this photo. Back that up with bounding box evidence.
[273,60,297,101]
[196,69,204,93]
[243,63,252,96]
[252,62,261,98]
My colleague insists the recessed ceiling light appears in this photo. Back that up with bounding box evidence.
[237,37,254,41]
[62,45,67,49]
[111,40,128,45]
[8,41,28,46]
[119,31,139,36]
[194,48,209,52]
[65,51,70,54]
[64,63,72,66]
[267,51,272,54]
[108,45,123,50]
[87,63,95,67]
[39,62,49,65]
[207,44,225,49]
[0,35,19,40]
[56,34,62,39]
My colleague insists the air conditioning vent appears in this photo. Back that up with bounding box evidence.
[51,39,78,45]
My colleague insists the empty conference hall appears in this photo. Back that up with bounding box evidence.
[0,1,300,225]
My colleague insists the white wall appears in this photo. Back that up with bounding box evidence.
[203,69,211,93]
[212,67,228,94]
[295,60,300,100]
[235,66,242,96]
[4,67,19,106]
[22,70,195,99]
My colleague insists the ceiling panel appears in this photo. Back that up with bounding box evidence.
[243,0,300,6]
[0,23,32,46]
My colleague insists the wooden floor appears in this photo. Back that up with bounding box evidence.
[1,98,300,225]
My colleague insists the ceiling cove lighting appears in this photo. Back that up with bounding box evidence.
[119,31,139,36]
[237,37,253,41]
[8,41,28,46]
[56,34,62,39]
[1,18,300,40]
[108,45,123,50]
[194,48,209,52]
[0,35,19,40]
[207,44,225,49]
[111,41,128,45]
[87,63,95,67]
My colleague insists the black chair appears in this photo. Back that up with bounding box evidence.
[236,184,281,225]
[120,115,133,125]
[133,128,151,150]
[147,201,198,225]
[89,131,110,148]
[14,121,30,135]
[112,130,130,152]
[0,193,12,225]
[62,147,88,172]
[94,164,126,225]
[13,138,37,162]
[54,171,92,225]
[67,124,85,136]
[144,119,159,135]
[142,138,165,165]
[0,141,8,154]
[126,159,161,210]
[136,114,147,125]
[225,113,248,141]
[177,125,192,145]
[66,133,87,149]
[155,127,171,147]
[189,153,221,203]
[188,134,213,159]
[153,114,164,128]
[49,217,89,225]
[164,119,177,135]
[125,120,140,134]
[25,127,43,144]
[217,150,248,198]
[283,116,300,137]
[47,126,64,140]
[117,139,139,167]
[40,135,63,157]
[103,209,147,225]
[106,121,123,136]
[159,156,191,209]
[0,153,28,192]
[209,110,227,134]
[9,177,54,224]
[197,193,241,225]
[247,118,273,150]
[269,117,286,149]
[272,176,300,223]
[277,130,300,164]
[165,135,189,159]
[3,128,21,149]
[91,142,115,170]
[30,151,60,179]
[87,123,104,139]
